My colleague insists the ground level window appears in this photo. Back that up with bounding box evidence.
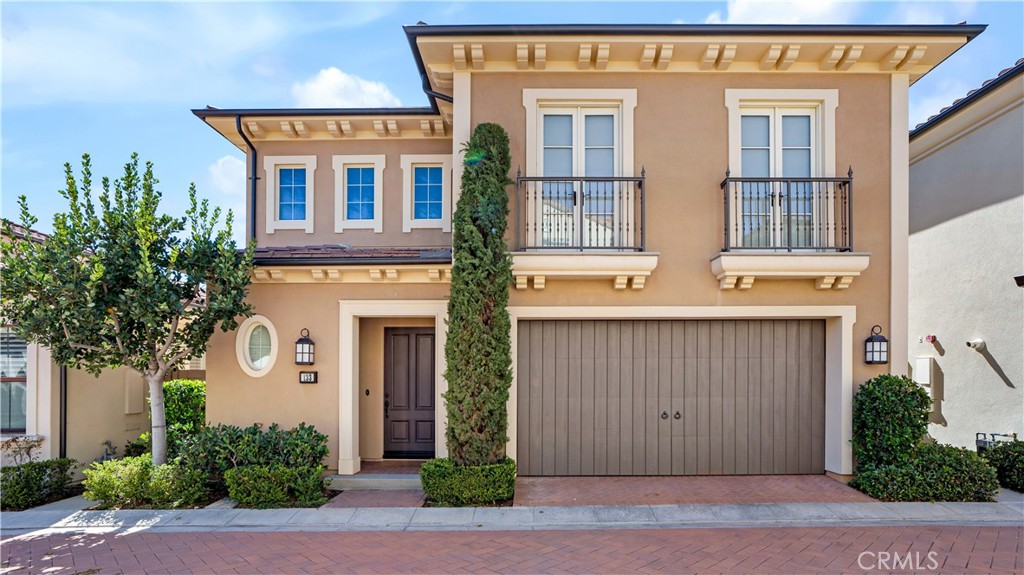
[1,328,28,433]
[235,316,278,378]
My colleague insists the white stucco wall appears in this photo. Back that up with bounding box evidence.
[908,81,1024,449]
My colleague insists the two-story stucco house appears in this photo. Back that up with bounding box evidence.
[193,23,983,477]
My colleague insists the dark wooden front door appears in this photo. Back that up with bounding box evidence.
[384,328,436,458]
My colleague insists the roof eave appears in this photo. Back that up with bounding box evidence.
[910,59,1024,139]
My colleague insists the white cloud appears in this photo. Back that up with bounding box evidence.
[291,68,402,108]
[888,0,978,25]
[206,155,247,243]
[705,0,860,24]
[910,81,970,129]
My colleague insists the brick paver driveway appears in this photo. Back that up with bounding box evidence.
[515,475,874,506]
[3,526,1020,574]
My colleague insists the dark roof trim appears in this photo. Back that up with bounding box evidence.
[404,23,987,39]
[191,106,439,119]
[910,58,1024,139]
[253,256,452,267]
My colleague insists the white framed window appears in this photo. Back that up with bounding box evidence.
[523,88,638,249]
[333,155,385,233]
[235,315,278,378]
[264,155,316,234]
[400,154,452,233]
[725,89,839,249]
[1,328,28,433]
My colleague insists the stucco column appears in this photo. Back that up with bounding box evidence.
[890,73,910,376]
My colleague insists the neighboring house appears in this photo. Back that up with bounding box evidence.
[0,222,153,469]
[193,23,983,477]
[908,59,1023,449]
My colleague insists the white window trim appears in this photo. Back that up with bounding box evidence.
[401,154,453,233]
[333,155,386,233]
[523,88,637,177]
[235,315,278,378]
[264,155,316,234]
[725,89,839,178]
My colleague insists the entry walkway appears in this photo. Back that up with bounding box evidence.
[2,498,1020,537]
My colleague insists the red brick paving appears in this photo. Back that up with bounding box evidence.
[514,475,875,506]
[323,490,425,508]
[1,526,1019,574]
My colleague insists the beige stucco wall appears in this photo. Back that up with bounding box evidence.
[64,367,148,475]
[909,85,1024,448]
[251,138,453,247]
[358,317,436,459]
[472,71,895,387]
[204,283,449,471]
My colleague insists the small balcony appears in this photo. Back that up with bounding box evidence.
[712,170,870,290]
[511,172,658,290]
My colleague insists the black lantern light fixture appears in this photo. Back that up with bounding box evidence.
[295,328,315,365]
[864,325,888,365]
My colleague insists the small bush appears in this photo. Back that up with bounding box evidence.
[852,374,931,470]
[984,440,1024,492]
[224,465,327,508]
[420,457,516,506]
[83,454,154,509]
[148,464,208,509]
[161,379,206,435]
[851,444,999,502]
[290,466,329,507]
[124,434,150,457]
[178,422,328,489]
[0,458,77,510]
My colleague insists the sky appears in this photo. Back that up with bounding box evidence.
[3,0,1021,244]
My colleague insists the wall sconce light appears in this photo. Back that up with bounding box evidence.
[295,328,315,365]
[865,325,888,365]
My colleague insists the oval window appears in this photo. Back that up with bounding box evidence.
[246,324,272,370]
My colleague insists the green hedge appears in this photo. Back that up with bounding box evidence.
[177,422,328,489]
[852,374,931,470]
[125,379,207,458]
[0,458,77,511]
[850,443,999,502]
[984,440,1024,492]
[224,465,327,508]
[82,455,208,509]
[420,457,516,507]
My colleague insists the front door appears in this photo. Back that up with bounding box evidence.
[383,328,436,458]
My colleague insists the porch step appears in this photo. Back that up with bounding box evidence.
[328,473,422,491]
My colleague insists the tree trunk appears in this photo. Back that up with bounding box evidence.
[146,373,168,465]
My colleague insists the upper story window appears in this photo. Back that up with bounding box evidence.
[264,156,317,234]
[523,89,638,250]
[333,155,385,233]
[725,89,839,250]
[1,328,27,434]
[401,154,452,233]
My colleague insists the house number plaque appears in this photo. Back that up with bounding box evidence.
[299,371,318,384]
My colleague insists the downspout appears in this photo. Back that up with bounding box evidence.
[235,115,258,243]
[58,366,67,458]
[421,74,454,104]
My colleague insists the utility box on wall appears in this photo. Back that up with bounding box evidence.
[914,356,936,411]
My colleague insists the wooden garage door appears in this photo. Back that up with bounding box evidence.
[516,320,825,476]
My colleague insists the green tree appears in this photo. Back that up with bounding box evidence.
[443,123,513,466]
[0,154,253,465]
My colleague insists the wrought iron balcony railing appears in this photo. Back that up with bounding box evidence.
[515,170,646,252]
[719,169,853,252]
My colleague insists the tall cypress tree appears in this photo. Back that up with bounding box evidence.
[443,123,513,467]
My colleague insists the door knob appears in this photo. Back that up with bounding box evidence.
[674,411,681,420]
[661,411,668,420]
[384,399,390,419]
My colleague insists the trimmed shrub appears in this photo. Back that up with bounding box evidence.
[852,374,931,470]
[850,443,999,502]
[420,457,516,507]
[984,440,1024,492]
[0,458,77,511]
[178,422,328,489]
[161,379,206,435]
[83,454,153,509]
[124,434,150,457]
[224,465,327,509]
[148,464,208,509]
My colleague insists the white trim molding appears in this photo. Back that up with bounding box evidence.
[890,74,910,375]
[337,300,449,475]
[264,155,316,234]
[333,155,386,233]
[506,305,858,475]
[511,252,659,290]
[400,154,453,233]
[725,88,839,178]
[252,264,451,284]
[234,315,279,378]
[523,88,638,177]
[710,252,870,290]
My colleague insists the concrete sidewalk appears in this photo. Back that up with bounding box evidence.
[2,499,1021,537]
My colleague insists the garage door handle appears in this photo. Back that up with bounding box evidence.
[674,411,681,420]
[661,411,668,420]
